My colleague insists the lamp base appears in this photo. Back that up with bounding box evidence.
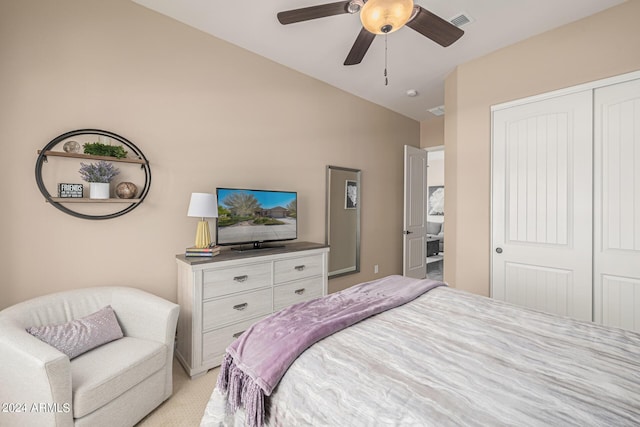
[194,220,212,249]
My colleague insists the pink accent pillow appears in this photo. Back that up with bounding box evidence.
[26,305,124,359]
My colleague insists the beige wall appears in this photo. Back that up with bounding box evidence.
[445,1,640,296]
[0,0,419,309]
[420,116,444,148]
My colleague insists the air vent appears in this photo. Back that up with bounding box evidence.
[428,105,445,117]
[450,13,473,28]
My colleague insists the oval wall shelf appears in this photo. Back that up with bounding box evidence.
[35,129,151,220]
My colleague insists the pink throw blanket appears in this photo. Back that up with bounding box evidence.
[217,275,446,427]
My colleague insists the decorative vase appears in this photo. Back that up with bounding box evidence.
[90,182,110,199]
[62,140,81,153]
[115,182,138,199]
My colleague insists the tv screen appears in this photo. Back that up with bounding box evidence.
[216,188,297,248]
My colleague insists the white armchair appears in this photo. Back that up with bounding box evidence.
[0,287,179,427]
[426,221,444,253]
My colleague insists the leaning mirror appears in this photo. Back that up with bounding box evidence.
[326,166,361,278]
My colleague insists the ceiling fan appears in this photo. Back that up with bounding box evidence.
[277,0,464,66]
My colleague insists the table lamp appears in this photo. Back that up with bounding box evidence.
[187,192,218,248]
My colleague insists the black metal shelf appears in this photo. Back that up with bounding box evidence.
[35,129,151,220]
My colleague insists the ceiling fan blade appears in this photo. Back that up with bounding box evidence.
[277,1,351,25]
[344,28,375,66]
[406,6,464,47]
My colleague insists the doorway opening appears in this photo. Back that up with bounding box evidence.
[426,147,444,281]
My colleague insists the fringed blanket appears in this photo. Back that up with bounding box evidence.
[216,275,446,427]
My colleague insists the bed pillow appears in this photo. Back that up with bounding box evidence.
[26,305,124,359]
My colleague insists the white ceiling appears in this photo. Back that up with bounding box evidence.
[132,0,624,121]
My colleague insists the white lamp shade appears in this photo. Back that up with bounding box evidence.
[187,193,218,218]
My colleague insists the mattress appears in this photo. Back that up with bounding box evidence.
[202,286,640,426]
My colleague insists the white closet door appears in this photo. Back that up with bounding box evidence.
[594,78,640,332]
[492,90,593,321]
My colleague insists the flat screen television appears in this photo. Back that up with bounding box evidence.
[216,187,297,250]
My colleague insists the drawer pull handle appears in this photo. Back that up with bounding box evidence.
[233,275,248,282]
[233,331,245,339]
[233,303,248,311]
[294,288,305,295]
[294,265,306,271]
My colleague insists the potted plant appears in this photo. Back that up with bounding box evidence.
[79,161,120,199]
[83,142,128,159]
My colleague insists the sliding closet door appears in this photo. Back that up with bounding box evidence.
[492,91,593,321]
[594,78,640,332]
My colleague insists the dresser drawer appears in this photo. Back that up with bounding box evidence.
[202,315,267,364]
[203,288,272,331]
[274,254,324,284]
[274,276,324,311]
[203,262,271,299]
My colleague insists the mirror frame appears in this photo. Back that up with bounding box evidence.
[326,165,361,279]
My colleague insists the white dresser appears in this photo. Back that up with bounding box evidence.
[175,242,329,378]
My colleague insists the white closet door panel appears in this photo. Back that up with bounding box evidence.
[601,276,640,331]
[505,263,572,316]
[594,78,640,331]
[492,90,593,321]
[507,113,570,246]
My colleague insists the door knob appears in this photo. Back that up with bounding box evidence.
[496,247,503,254]
[403,230,413,235]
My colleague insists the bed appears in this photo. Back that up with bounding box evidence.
[201,276,640,426]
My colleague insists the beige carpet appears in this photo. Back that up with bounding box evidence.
[136,357,219,427]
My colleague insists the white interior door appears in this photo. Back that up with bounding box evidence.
[403,145,427,279]
[492,90,593,321]
[594,78,640,331]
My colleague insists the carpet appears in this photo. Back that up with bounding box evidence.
[136,357,219,426]
[427,258,443,282]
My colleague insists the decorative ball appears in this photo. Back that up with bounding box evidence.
[63,140,81,153]
[115,182,138,199]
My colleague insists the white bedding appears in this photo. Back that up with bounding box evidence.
[202,286,640,426]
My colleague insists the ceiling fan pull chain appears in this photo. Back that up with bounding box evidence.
[384,34,388,86]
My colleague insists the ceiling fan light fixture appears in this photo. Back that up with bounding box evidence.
[347,0,364,14]
[360,0,414,35]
